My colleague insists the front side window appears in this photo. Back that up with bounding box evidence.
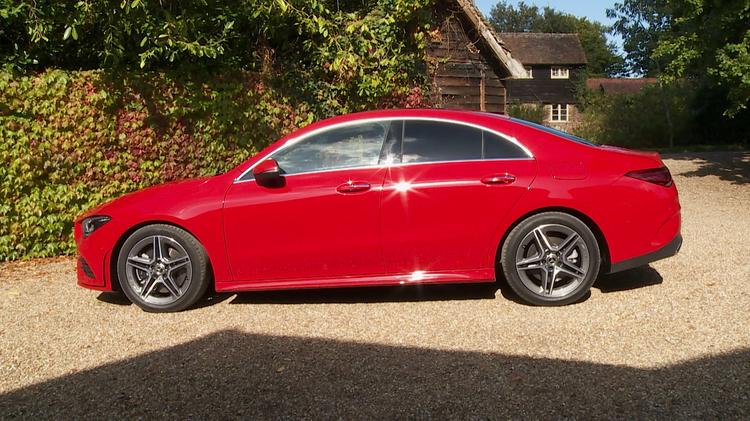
[551,104,569,122]
[402,121,482,163]
[551,66,570,79]
[272,122,389,174]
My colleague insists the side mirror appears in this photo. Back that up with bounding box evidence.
[252,158,285,188]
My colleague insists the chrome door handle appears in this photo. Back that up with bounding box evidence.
[481,174,516,185]
[336,181,371,194]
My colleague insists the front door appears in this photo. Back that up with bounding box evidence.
[223,120,396,282]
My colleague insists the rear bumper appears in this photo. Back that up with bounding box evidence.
[609,233,682,273]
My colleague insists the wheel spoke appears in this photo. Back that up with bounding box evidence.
[516,254,543,270]
[126,256,151,274]
[152,236,163,262]
[162,276,181,297]
[546,267,559,295]
[539,267,549,293]
[518,264,545,272]
[166,255,190,272]
[559,261,586,279]
[533,228,553,252]
[556,232,579,254]
[140,276,158,298]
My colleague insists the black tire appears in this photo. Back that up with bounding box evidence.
[117,224,210,312]
[500,212,601,306]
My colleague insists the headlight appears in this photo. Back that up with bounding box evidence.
[82,216,111,238]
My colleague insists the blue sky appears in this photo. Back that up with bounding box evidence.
[475,0,621,47]
[474,0,616,24]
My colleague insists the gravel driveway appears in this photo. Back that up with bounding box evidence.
[1,151,749,419]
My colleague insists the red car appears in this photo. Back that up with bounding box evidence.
[75,109,681,312]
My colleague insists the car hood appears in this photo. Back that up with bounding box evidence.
[77,177,215,222]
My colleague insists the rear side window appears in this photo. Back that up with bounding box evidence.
[483,131,528,159]
[402,121,482,163]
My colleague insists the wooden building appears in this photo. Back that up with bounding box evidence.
[426,0,526,114]
[499,33,587,130]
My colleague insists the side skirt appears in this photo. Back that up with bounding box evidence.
[215,268,496,293]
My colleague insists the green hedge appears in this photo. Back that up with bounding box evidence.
[0,69,319,260]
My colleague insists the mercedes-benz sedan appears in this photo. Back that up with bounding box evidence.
[75,109,682,312]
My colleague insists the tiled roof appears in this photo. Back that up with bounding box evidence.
[498,33,587,65]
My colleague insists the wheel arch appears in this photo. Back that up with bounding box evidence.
[109,220,215,292]
[495,206,612,277]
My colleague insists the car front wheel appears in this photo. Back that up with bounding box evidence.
[117,224,209,312]
[501,212,601,306]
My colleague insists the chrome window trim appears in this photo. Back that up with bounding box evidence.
[234,116,534,183]
[233,156,535,184]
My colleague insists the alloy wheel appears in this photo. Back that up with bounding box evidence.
[514,224,590,298]
[124,235,193,306]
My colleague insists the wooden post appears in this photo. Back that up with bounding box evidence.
[480,68,486,112]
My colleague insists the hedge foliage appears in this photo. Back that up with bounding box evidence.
[0,69,320,260]
[0,0,435,261]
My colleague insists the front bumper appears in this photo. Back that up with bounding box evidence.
[609,233,682,273]
[74,220,114,291]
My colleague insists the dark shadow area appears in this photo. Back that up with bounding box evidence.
[95,292,131,306]
[2,330,748,419]
[594,265,663,293]
[96,292,234,309]
[664,151,750,185]
[230,283,499,305]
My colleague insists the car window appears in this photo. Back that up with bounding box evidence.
[379,120,402,165]
[510,117,598,147]
[402,120,482,163]
[273,122,389,175]
[483,131,528,159]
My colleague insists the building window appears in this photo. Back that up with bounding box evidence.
[551,66,570,79]
[524,66,533,79]
[550,104,569,122]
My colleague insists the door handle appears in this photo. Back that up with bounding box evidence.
[481,173,516,185]
[336,181,371,194]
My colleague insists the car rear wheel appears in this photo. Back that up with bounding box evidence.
[117,224,209,312]
[501,212,601,306]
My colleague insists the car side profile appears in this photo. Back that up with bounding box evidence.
[75,109,682,312]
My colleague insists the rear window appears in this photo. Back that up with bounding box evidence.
[510,118,599,147]
[483,131,528,159]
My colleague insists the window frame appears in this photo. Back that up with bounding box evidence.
[550,104,569,122]
[550,66,570,79]
[235,117,533,182]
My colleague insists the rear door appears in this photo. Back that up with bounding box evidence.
[381,119,536,275]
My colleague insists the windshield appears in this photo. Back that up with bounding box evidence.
[510,118,599,147]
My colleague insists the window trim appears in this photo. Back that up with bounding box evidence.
[550,104,569,122]
[234,117,534,183]
[550,66,570,79]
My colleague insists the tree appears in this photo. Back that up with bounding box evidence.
[655,0,750,117]
[488,1,623,77]
[607,0,671,76]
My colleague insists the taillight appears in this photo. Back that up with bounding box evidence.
[625,167,673,187]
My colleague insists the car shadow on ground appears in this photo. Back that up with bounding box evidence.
[665,151,750,185]
[2,329,748,418]
[98,266,663,308]
[230,282,499,305]
[228,265,663,306]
